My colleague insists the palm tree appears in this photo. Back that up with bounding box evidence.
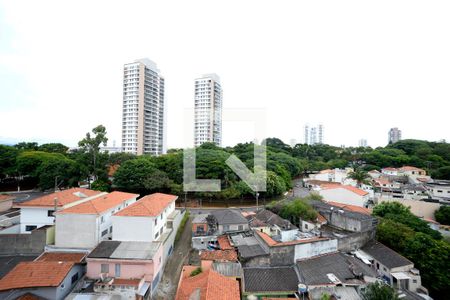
[347,168,371,188]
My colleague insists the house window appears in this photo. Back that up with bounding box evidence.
[304,224,309,229]
[155,232,159,239]
[101,229,108,237]
[109,226,113,233]
[413,279,417,283]
[238,225,243,231]
[71,273,79,284]
[25,225,37,231]
[47,210,55,217]
[115,264,121,277]
[223,225,230,231]
[101,264,109,273]
[101,216,105,223]
[154,219,157,226]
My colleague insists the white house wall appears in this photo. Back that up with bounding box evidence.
[294,239,338,261]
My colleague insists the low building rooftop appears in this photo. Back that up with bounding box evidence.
[15,188,103,208]
[36,252,87,263]
[361,240,413,269]
[0,261,75,291]
[88,240,161,260]
[296,252,377,286]
[252,209,297,230]
[114,193,177,217]
[211,209,248,225]
[56,191,139,215]
[243,266,300,293]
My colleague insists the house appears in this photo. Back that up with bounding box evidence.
[111,193,182,269]
[211,209,249,234]
[249,209,298,242]
[112,193,177,242]
[426,180,450,200]
[15,188,105,233]
[54,191,139,249]
[192,213,215,236]
[242,266,300,299]
[175,265,240,300]
[368,170,382,179]
[86,240,163,299]
[360,241,427,294]
[318,184,370,207]
[0,260,85,300]
[399,166,427,177]
[381,167,399,176]
[296,252,377,287]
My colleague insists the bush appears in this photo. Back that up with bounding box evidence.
[435,206,450,225]
[190,267,202,277]
[175,211,190,243]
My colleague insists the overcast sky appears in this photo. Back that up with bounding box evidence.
[1,0,449,149]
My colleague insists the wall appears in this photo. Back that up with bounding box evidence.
[112,216,153,242]
[378,198,440,220]
[294,239,338,261]
[280,229,298,242]
[55,214,98,248]
[20,207,55,233]
[161,210,183,268]
[0,226,50,255]
[218,223,249,234]
[55,264,86,300]
[319,189,366,207]
[337,231,375,252]
[269,245,295,266]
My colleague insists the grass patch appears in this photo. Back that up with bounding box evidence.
[175,210,190,244]
[190,267,202,277]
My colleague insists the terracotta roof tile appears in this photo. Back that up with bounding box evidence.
[36,252,87,263]
[400,166,425,172]
[321,184,368,196]
[56,191,138,215]
[176,267,240,300]
[200,250,238,262]
[317,214,327,224]
[217,235,233,250]
[112,278,140,286]
[319,169,334,174]
[16,294,42,300]
[0,261,74,291]
[327,201,371,215]
[114,193,177,217]
[382,167,398,171]
[0,194,14,202]
[15,188,103,208]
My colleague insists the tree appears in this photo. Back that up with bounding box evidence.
[14,142,38,151]
[373,202,442,240]
[78,125,108,182]
[435,206,450,225]
[347,168,371,187]
[361,282,399,300]
[376,219,415,252]
[0,145,18,178]
[38,143,69,154]
[113,157,170,194]
[278,198,317,225]
[36,157,81,190]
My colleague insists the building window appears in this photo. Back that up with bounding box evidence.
[413,279,417,283]
[101,216,105,223]
[101,229,108,237]
[101,264,109,273]
[155,232,159,239]
[160,227,163,235]
[115,264,121,277]
[25,225,37,232]
[154,219,157,226]
[71,273,79,284]
[47,210,55,217]
[223,225,230,231]
[109,226,113,233]
[238,225,243,231]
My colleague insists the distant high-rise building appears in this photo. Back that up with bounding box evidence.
[122,58,165,155]
[304,124,324,145]
[194,74,222,147]
[304,125,309,144]
[358,139,368,147]
[388,127,402,144]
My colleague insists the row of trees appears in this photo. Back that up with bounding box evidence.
[373,202,450,298]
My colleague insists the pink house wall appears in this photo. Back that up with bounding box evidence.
[86,244,163,282]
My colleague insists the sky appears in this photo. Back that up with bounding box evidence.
[0,0,449,149]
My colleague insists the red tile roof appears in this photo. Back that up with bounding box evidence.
[114,193,177,217]
[112,278,140,286]
[317,214,327,224]
[200,250,238,262]
[382,167,398,171]
[36,252,87,263]
[256,230,328,247]
[400,166,426,172]
[56,191,138,215]
[321,184,368,196]
[16,294,41,300]
[217,235,233,250]
[327,201,371,215]
[176,267,240,300]
[15,188,103,208]
[0,261,74,291]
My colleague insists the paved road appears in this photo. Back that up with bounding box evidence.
[9,191,48,203]
[154,216,193,300]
